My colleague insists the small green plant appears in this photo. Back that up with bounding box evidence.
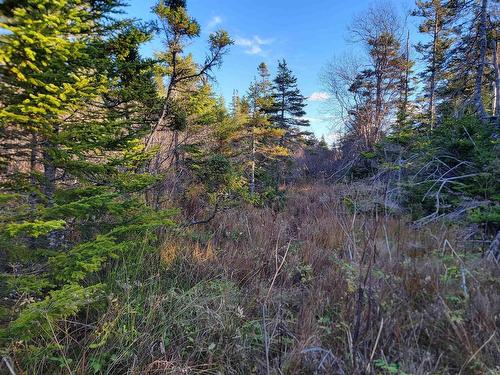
[374,359,410,375]
[317,314,333,335]
[440,265,460,283]
[296,263,313,283]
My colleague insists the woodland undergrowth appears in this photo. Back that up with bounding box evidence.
[6,183,498,375]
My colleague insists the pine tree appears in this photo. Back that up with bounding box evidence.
[269,59,310,133]
[413,0,459,127]
[144,0,232,208]
[243,64,287,197]
[0,0,173,358]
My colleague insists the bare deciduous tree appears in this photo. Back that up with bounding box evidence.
[321,2,407,152]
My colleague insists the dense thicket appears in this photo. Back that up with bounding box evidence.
[322,0,499,235]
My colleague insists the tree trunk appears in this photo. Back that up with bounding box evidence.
[280,90,285,128]
[473,0,488,121]
[173,129,180,167]
[28,133,39,249]
[374,70,383,145]
[429,7,439,129]
[277,90,286,187]
[399,30,410,127]
[28,133,38,214]
[250,129,256,196]
[43,145,59,248]
[404,31,410,108]
[42,148,56,208]
[493,38,500,117]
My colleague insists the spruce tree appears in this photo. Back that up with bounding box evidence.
[413,0,459,127]
[347,32,407,149]
[243,64,287,197]
[269,59,310,132]
[145,0,232,208]
[262,60,310,188]
[395,30,415,130]
[0,0,172,360]
[319,135,329,149]
[438,0,498,121]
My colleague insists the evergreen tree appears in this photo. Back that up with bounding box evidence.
[395,30,416,129]
[0,0,172,361]
[146,0,232,207]
[439,0,498,120]
[491,5,500,118]
[263,60,311,188]
[347,32,407,149]
[269,59,310,132]
[243,64,287,197]
[471,0,489,121]
[413,0,459,127]
[319,135,329,149]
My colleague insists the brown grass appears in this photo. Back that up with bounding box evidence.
[168,183,500,374]
[37,182,499,374]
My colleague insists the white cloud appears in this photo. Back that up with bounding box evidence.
[300,114,334,124]
[300,116,322,123]
[235,36,274,55]
[308,92,331,102]
[207,16,222,29]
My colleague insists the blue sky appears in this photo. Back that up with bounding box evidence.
[124,0,416,141]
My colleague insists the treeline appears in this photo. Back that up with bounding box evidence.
[324,0,499,149]
[321,0,499,230]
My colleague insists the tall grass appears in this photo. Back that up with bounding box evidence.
[11,183,499,374]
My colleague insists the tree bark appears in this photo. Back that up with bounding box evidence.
[375,71,383,136]
[429,6,439,129]
[487,231,500,263]
[250,129,256,196]
[28,133,39,249]
[280,90,285,128]
[400,30,410,126]
[42,147,56,208]
[492,38,500,117]
[43,144,60,248]
[28,133,38,214]
[473,0,488,121]
[173,129,179,167]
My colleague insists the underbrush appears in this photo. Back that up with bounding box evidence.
[4,184,499,374]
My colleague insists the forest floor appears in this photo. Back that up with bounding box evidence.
[74,182,500,374]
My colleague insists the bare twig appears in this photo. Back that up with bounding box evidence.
[366,317,384,373]
[265,240,291,302]
[1,357,16,375]
[458,331,496,375]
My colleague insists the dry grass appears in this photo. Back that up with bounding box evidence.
[23,183,499,374]
[195,184,498,374]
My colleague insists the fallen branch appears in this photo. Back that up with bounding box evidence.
[181,201,220,227]
[486,231,500,264]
